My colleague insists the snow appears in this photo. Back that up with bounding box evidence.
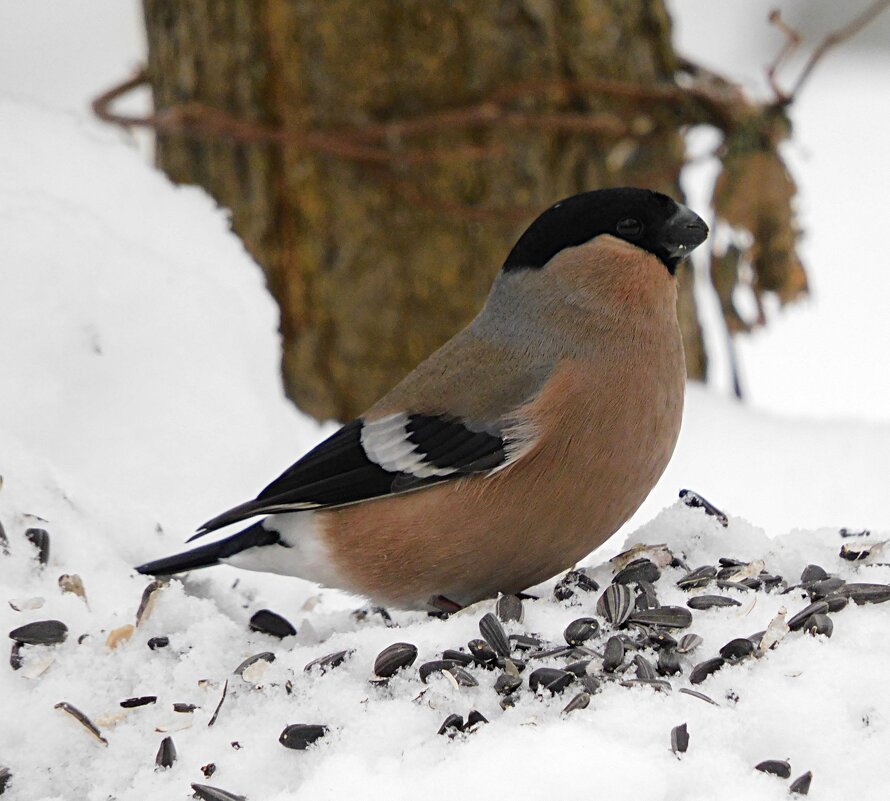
[2,4,890,800]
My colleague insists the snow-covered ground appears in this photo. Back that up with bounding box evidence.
[2,3,890,800]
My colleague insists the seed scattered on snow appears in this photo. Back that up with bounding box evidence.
[135,580,164,627]
[633,654,657,681]
[249,609,296,639]
[155,735,176,769]
[8,619,67,645]
[690,657,725,685]
[190,783,247,801]
[562,691,591,714]
[437,713,464,737]
[0,767,10,796]
[147,636,169,650]
[679,489,728,526]
[800,564,828,583]
[613,557,660,585]
[58,574,87,602]
[468,638,498,666]
[840,541,885,561]
[279,723,328,750]
[611,543,675,569]
[597,584,635,627]
[8,597,44,612]
[495,594,523,623]
[686,595,741,610]
[676,633,703,654]
[719,638,756,663]
[528,667,574,694]
[106,624,135,650]
[372,642,418,679]
[657,649,682,676]
[24,527,50,565]
[840,583,890,605]
[755,759,792,778]
[442,648,475,666]
[494,672,523,695]
[120,696,157,708]
[465,709,488,730]
[553,567,600,601]
[759,608,790,652]
[201,763,216,779]
[479,612,510,658]
[789,770,813,795]
[173,703,197,713]
[55,701,108,745]
[445,665,479,688]
[804,613,833,637]
[629,606,692,629]
[564,617,599,646]
[9,642,23,671]
[207,680,228,727]
[670,722,689,754]
[679,687,718,705]
[602,635,625,672]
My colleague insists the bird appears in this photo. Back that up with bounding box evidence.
[136,187,708,611]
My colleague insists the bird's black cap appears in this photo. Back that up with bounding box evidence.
[503,188,708,274]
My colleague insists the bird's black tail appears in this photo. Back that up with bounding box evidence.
[135,521,279,576]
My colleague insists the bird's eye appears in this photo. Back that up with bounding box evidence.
[616,218,643,238]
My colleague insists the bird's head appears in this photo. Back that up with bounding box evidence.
[502,188,708,276]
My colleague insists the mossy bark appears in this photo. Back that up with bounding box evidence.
[143,0,704,421]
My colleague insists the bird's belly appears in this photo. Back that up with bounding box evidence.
[319,358,683,609]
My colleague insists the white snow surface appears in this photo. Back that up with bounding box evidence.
[2,99,890,801]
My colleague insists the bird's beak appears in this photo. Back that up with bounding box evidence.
[663,204,709,261]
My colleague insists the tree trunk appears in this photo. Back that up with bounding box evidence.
[143,0,705,421]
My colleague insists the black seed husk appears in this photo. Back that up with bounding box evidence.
[373,642,418,678]
[233,652,275,676]
[249,609,296,638]
[173,703,197,713]
[719,638,756,662]
[755,759,791,778]
[304,649,354,673]
[579,675,602,694]
[716,580,752,592]
[437,713,464,736]
[564,617,599,646]
[806,577,846,599]
[494,672,523,695]
[564,659,592,677]
[804,613,833,637]
[495,594,523,623]
[613,558,660,585]
[790,771,813,795]
[528,667,574,694]
[633,654,657,681]
[190,783,246,801]
[629,606,692,629]
[597,584,635,627]
[679,687,718,705]
[800,564,829,583]
[687,595,741,610]
[465,709,488,729]
[657,649,682,676]
[479,613,510,658]
[495,656,526,673]
[602,635,625,672]
[562,691,590,713]
[279,723,328,750]
[671,722,689,754]
[676,633,703,654]
[840,583,890,605]
[8,619,67,646]
[554,568,600,601]
[823,594,849,613]
[419,660,460,683]
[679,489,728,526]
[0,767,10,795]
[689,657,725,685]
[147,636,169,650]
[24,528,50,565]
[677,565,717,590]
[207,680,228,727]
[442,648,475,666]
[635,579,660,610]
[120,695,157,708]
[507,635,542,652]
[9,642,23,670]
[787,601,829,632]
[155,735,176,769]
[468,638,498,665]
[54,702,107,745]
[446,665,479,687]
[201,763,216,779]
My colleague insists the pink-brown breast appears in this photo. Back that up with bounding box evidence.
[319,237,686,608]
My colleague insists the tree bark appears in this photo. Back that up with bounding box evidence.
[143,0,705,421]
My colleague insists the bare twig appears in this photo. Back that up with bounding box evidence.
[767,0,890,102]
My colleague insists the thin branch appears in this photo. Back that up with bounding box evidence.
[766,10,802,102]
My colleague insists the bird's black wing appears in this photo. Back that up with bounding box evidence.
[193,413,522,537]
